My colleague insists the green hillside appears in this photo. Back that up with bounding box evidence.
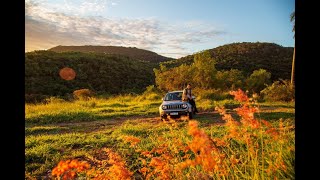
[25,51,157,102]
[162,42,293,80]
[49,45,172,63]
[26,42,294,102]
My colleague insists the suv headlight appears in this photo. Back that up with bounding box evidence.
[162,105,167,110]
[182,104,188,109]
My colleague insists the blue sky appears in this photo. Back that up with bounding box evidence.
[25,0,295,58]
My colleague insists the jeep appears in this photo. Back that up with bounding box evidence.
[159,91,196,121]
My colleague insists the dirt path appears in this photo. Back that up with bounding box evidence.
[44,111,226,134]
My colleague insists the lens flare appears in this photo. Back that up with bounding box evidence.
[59,67,76,80]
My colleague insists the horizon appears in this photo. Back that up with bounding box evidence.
[33,41,294,59]
[25,0,295,58]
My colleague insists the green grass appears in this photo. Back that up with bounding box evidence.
[25,94,295,179]
[26,95,162,125]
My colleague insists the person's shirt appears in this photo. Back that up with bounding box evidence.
[186,89,192,99]
[182,88,192,100]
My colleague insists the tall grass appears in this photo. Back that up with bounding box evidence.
[25,94,162,125]
[48,89,294,179]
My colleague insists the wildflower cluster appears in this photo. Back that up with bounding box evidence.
[214,89,292,178]
[51,89,294,179]
[52,159,90,180]
[123,135,141,147]
[138,142,174,179]
[176,120,228,176]
[52,148,132,180]
[87,148,133,180]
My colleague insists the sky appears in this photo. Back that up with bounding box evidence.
[25,0,295,58]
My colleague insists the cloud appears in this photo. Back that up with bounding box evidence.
[25,0,227,58]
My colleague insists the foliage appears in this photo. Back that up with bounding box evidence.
[155,51,275,93]
[192,88,232,101]
[49,45,172,63]
[161,42,293,81]
[154,63,194,91]
[154,50,217,91]
[192,50,217,89]
[25,51,157,102]
[135,85,164,101]
[44,97,66,104]
[215,69,245,90]
[245,69,271,93]
[213,99,241,109]
[261,79,295,102]
[25,94,49,104]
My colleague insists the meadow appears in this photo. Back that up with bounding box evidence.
[25,90,295,179]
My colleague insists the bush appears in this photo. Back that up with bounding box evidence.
[25,94,48,103]
[145,93,161,101]
[144,85,162,94]
[246,69,271,93]
[73,89,94,100]
[261,80,294,102]
[213,99,241,109]
[215,69,245,90]
[193,88,232,101]
[134,85,164,101]
[44,97,66,104]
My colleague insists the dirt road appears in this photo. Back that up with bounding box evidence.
[48,111,226,134]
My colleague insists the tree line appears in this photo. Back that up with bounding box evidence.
[25,51,157,102]
[155,50,272,93]
[161,42,293,81]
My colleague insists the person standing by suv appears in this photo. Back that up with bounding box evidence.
[182,84,199,113]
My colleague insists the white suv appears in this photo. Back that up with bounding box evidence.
[159,91,196,121]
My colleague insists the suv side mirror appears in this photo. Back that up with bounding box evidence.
[192,96,196,100]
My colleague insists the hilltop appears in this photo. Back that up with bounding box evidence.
[26,42,294,102]
[49,45,172,63]
[162,42,293,80]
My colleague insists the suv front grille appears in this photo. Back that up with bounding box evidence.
[167,104,182,109]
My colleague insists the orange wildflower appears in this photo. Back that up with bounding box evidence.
[52,159,90,180]
[139,167,150,176]
[123,135,141,147]
[230,89,249,102]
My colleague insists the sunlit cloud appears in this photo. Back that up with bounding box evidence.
[25,0,226,58]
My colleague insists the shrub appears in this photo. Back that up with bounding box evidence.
[261,80,295,102]
[25,94,48,103]
[213,99,241,109]
[193,88,232,101]
[145,93,161,101]
[245,69,271,93]
[215,69,245,90]
[134,85,164,101]
[144,85,160,94]
[44,97,66,104]
[73,89,94,100]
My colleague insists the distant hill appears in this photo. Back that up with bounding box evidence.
[26,42,294,102]
[25,51,158,102]
[49,45,172,63]
[161,42,294,80]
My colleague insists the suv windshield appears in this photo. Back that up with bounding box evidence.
[164,92,183,101]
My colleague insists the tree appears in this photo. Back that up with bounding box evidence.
[215,69,245,90]
[246,69,271,93]
[290,11,295,85]
[192,50,217,89]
